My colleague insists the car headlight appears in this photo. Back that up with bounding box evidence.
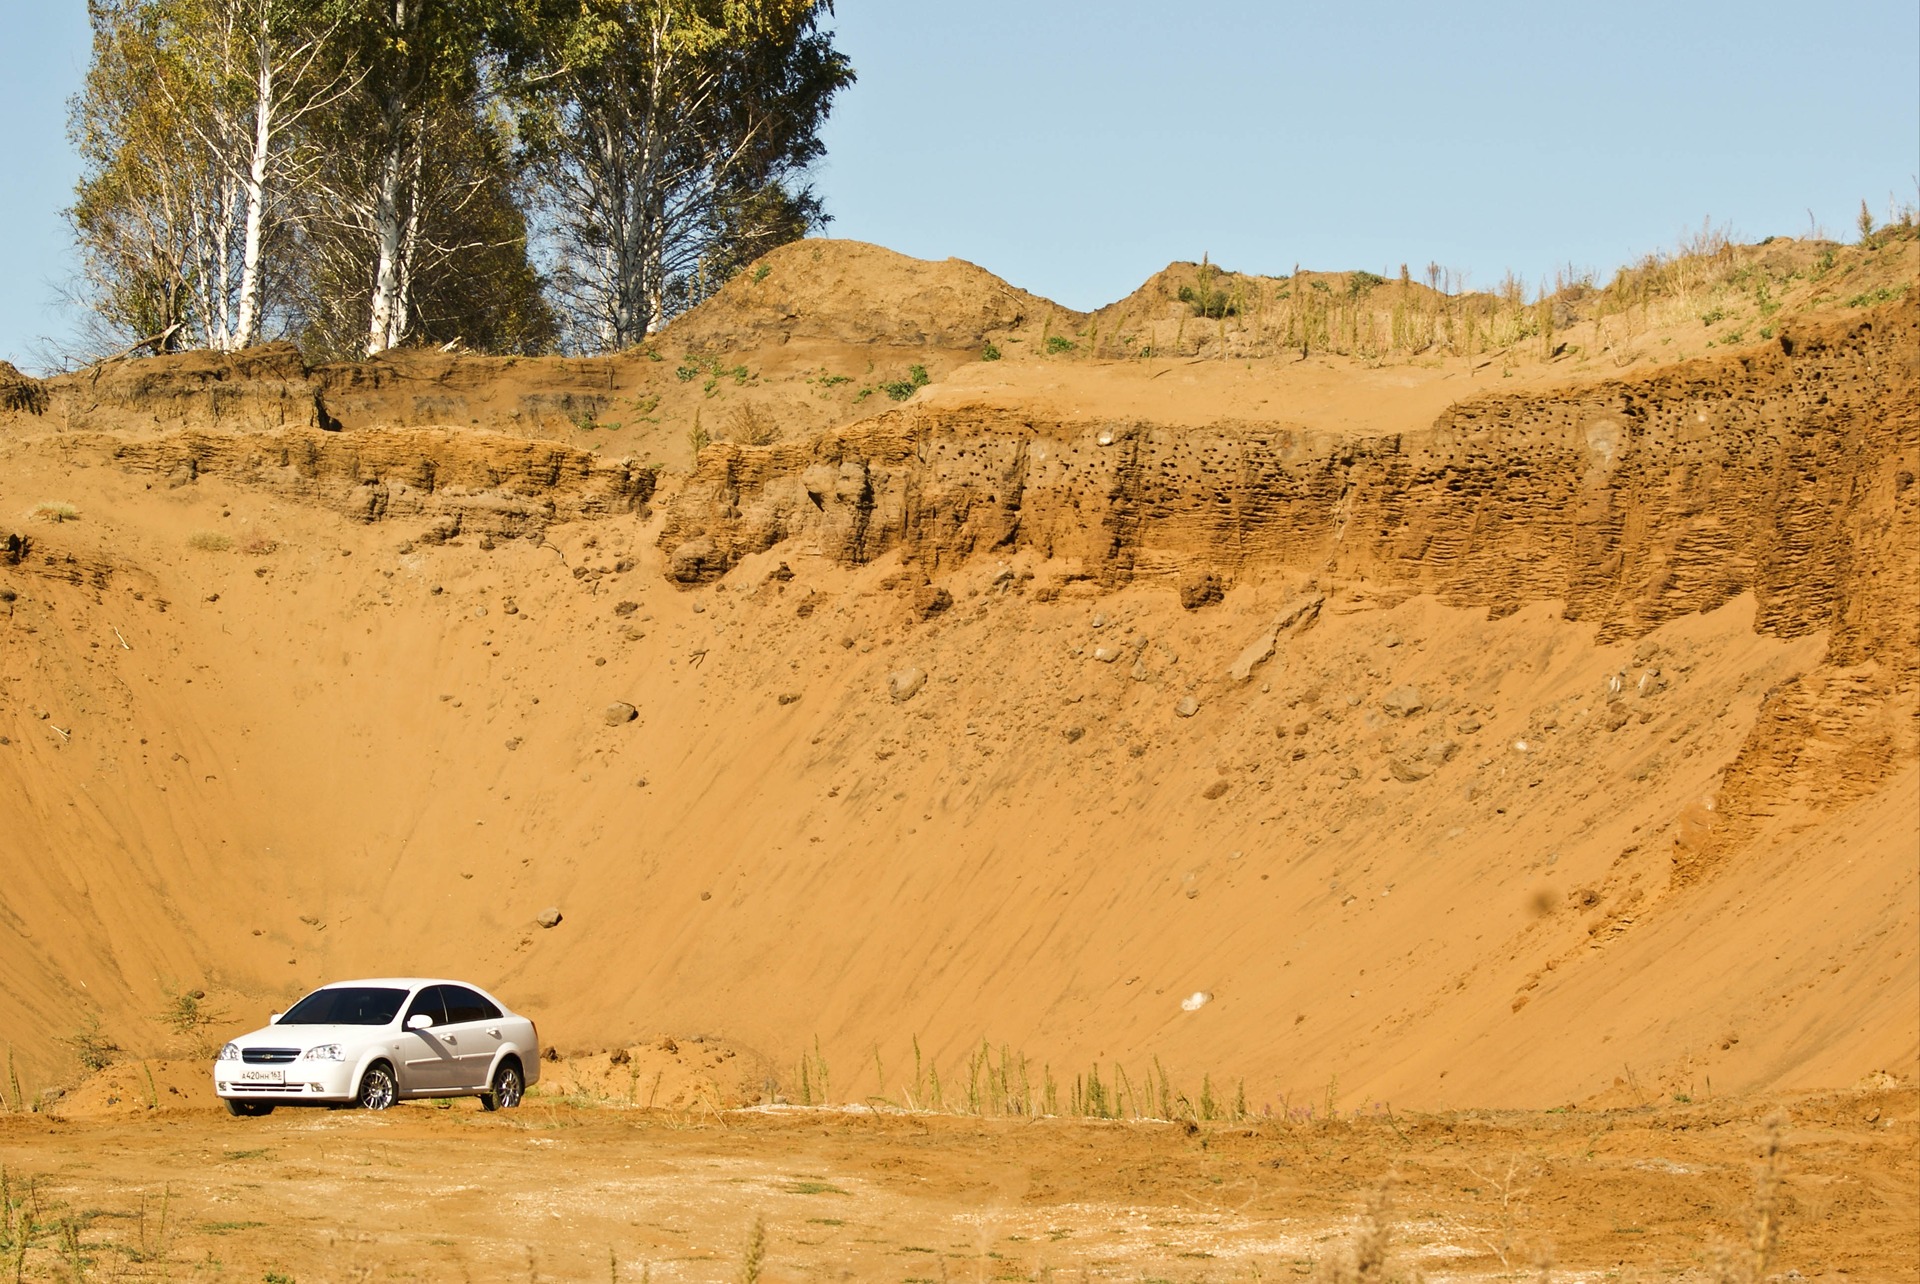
[302,1043,344,1061]
[218,1043,241,1062]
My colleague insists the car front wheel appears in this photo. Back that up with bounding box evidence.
[225,1099,274,1117]
[481,1060,524,1111]
[356,1062,398,1110]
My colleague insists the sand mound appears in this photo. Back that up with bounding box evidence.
[664,239,1081,350]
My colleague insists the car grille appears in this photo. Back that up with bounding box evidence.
[241,1048,300,1064]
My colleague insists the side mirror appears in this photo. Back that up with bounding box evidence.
[268,1013,283,1025]
[405,1013,434,1031]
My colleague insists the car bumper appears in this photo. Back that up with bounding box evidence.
[214,1060,357,1101]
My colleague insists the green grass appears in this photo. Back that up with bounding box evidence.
[878,365,929,401]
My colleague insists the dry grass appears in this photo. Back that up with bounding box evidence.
[185,530,231,552]
[1089,221,1917,370]
[30,501,78,524]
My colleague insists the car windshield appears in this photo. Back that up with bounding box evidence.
[278,986,407,1026]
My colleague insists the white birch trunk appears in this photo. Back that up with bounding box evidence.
[364,112,408,355]
[231,6,274,350]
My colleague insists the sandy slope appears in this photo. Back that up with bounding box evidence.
[0,239,1913,1122]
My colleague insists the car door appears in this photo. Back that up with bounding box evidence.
[438,985,506,1088]
[399,985,460,1091]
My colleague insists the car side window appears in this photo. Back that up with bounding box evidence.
[404,985,448,1028]
[443,986,500,1024]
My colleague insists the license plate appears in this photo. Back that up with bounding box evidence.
[239,1068,285,1084]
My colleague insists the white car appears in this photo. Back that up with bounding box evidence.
[214,978,540,1116]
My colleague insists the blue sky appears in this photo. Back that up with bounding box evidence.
[4,1,1916,367]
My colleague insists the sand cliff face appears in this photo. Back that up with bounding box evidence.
[0,250,1912,1112]
[661,301,1919,880]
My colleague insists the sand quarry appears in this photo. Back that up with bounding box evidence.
[0,234,1915,1280]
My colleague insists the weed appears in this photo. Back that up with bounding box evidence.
[879,365,930,401]
[187,530,232,552]
[675,361,702,382]
[1845,284,1907,307]
[59,1015,120,1072]
[722,404,780,446]
[1709,1113,1787,1283]
[30,502,77,523]
[980,340,1001,362]
[157,986,226,1053]
[1857,199,1875,245]
[736,1215,766,1284]
[1043,335,1075,355]
[1699,307,1727,326]
[752,263,772,283]
[688,411,710,456]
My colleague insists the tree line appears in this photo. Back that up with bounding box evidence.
[68,0,852,360]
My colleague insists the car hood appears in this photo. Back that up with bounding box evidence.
[228,1023,395,1048]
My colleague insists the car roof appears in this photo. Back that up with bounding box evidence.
[311,978,486,991]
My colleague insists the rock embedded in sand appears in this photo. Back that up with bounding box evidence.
[913,585,953,619]
[1175,696,1200,718]
[667,536,719,583]
[536,907,562,928]
[1178,573,1224,610]
[887,667,927,701]
[1383,685,1426,717]
[604,702,639,725]
[1092,645,1122,663]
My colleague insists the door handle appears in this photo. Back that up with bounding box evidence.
[487,1028,501,1038]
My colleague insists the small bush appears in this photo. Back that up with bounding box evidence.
[879,364,930,401]
[980,340,1001,361]
[1043,334,1076,354]
[157,987,226,1053]
[30,502,77,524]
[59,1015,120,1072]
[186,531,231,552]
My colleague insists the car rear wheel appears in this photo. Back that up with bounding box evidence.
[356,1062,398,1110]
[481,1060,524,1111]
[225,1099,274,1117]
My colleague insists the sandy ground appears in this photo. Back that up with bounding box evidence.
[1,1086,1913,1283]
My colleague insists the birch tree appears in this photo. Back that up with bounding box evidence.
[304,0,500,354]
[71,0,351,353]
[504,0,851,350]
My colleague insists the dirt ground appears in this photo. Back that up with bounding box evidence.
[0,1087,1913,1282]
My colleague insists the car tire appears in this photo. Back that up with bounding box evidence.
[356,1061,398,1111]
[225,1099,274,1117]
[481,1059,524,1112]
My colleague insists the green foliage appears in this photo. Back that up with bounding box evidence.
[1857,199,1876,245]
[59,1015,120,1072]
[1043,334,1076,354]
[1178,260,1241,317]
[878,364,929,400]
[1347,270,1385,297]
[1699,306,1727,325]
[1845,284,1907,307]
[980,339,1000,361]
[502,0,854,348]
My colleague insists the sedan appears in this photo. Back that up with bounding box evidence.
[213,978,540,1116]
